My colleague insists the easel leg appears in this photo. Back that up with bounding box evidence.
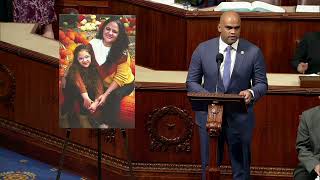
[121,129,135,179]
[56,128,71,180]
[97,129,102,180]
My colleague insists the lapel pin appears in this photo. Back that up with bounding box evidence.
[241,51,244,54]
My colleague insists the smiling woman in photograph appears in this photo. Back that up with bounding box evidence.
[88,16,135,128]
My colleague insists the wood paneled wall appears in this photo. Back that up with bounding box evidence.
[1,0,320,179]
[1,42,320,179]
[54,0,320,73]
[108,0,320,73]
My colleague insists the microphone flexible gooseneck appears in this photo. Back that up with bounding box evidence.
[215,53,224,93]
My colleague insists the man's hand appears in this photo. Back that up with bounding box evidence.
[239,90,252,104]
[297,62,308,74]
[315,164,320,176]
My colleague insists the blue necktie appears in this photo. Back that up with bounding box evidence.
[223,46,232,90]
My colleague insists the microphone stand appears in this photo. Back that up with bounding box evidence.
[215,53,224,93]
[215,63,222,93]
[97,129,102,180]
[56,128,71,180]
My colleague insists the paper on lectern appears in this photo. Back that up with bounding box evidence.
[214,1,285,12]
[296,5,320,13]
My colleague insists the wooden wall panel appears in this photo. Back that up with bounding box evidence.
[185,16,320,73]
[251,95,319,167]
[54,0,320,72]
[2,0,320,179]
[133,91,199,163]
[1,48,320,179]
[0,44,129,161]
[110,1,188,71]
[186,18,220,70]
[54,0,111,39]
[109,0,320,73]
[55,0,188,71]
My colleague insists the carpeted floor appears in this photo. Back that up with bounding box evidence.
[0,147,87,180]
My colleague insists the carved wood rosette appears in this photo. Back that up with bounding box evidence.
[146,105,193,152]
[0,64,16,106]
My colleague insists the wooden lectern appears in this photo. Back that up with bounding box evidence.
[299,75,320,88]
[187,92,246,179]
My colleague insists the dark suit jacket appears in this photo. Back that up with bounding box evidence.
[186,37,268,163]
[197,0,225,7]
[294,105,320,177]
[0,0,13,22]
[291,32,320,74]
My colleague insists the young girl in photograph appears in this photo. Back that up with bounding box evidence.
[62,44,103,128]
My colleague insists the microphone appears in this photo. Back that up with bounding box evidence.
[216,53,224,66]
[215,53,224,93]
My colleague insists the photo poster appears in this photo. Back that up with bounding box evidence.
[58,14,136,129]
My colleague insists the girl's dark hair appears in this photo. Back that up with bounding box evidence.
[67,44,100,94]
[96,16,129,65]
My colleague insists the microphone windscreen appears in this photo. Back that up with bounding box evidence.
[216,53,224,64]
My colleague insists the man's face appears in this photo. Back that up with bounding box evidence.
[218,16,241,45]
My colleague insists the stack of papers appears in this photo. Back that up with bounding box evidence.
[303,73,320,76]
[296,5,320,12]
[214,1,285,12]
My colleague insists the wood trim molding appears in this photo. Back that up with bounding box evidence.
[0,117,294,177]
[0,118,119,163]
[267,86,320,95]
[0,41,58,68]
[136,82,320,95]
[220,165,294,177]
[115,0,187,17]
[135,82,186,91]
[186,11,320,20]
[116,0,320,20]
[56,0,109,7]
[185,11,283,19]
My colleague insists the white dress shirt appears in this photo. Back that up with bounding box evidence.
[219,36,239,78]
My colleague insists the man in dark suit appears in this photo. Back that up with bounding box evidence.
[291,32,320,74]
[294,96,320,180]
[186,11,268,180]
